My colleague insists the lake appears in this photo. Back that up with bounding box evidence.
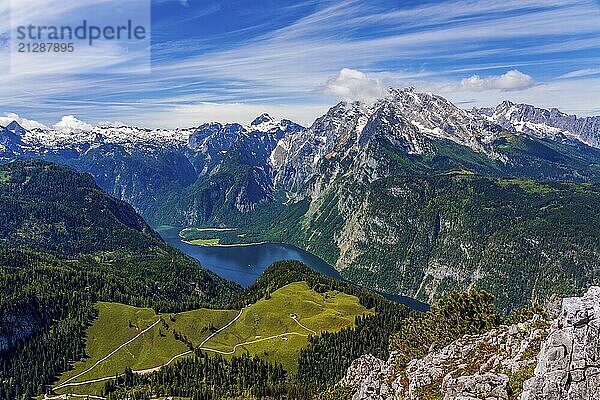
[157,226,429,311]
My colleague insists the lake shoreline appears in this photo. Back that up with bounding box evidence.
[182,239,269,247]
[156,225,429,312]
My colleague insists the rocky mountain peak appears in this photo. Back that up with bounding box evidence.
[316,100,366,124]
[499,99,515,109]
[271,87,511,191]
[5,121,27,135]
[248,113,304,136]
[475,101,600,148]
[251,113,274,126]
[1,121,27,153]
[388,86,416,95]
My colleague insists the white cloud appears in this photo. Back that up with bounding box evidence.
[557,68,600,79]
[446,70,536,92]
[1,0,600,122]
[443,76,600,116]
[0,113,47,129]
[53,115,93,132]
[324,68,386,102]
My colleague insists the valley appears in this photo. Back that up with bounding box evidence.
[2,89,599,312]
[157,225,345,287]
[158,225,430,311]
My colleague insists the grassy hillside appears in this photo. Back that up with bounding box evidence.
[53,303,238,394]
[203,282,372,371]
[53,282,372,397]
[72,261,411,399]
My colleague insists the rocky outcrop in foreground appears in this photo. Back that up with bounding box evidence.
[339,287,600,400]
[339,354,400,400]
[520,286,600,400]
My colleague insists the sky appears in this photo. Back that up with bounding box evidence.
[0,0,599,129]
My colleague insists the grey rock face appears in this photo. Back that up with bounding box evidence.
[270,100,370,192]
[400,316,548,400]
[441,372,510,400]
[271,88,507,193]
[339,315,549,400]
[520,286,600,400]
[339,288,600,400]
[339,353,400,400]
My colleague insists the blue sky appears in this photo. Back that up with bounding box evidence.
[1,0,599,128]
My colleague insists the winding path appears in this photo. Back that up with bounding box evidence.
[199,308,245,347]
[200,332,308,355]
[54,319,161,390]
[52,375,117,389]
[133,308,245,374]
[45,394,106,400]
[291,315,318,335]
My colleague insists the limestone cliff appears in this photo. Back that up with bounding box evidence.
[520,286,600,400]
[339,287,600,400]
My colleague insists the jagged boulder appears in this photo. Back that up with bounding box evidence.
[441,372,510,400]
[520,287,600,400]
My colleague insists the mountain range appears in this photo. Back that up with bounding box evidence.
[2,88,600,309]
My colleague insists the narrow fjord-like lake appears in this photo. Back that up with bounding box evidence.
[157,226,428,311]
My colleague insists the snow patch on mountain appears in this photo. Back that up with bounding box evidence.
[0,113,303,156]
[0,113,48,130]
[271,87,509,192]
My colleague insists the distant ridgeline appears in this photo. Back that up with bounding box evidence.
[1,90,600,311]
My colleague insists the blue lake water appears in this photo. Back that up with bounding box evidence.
[157,226,428,311]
